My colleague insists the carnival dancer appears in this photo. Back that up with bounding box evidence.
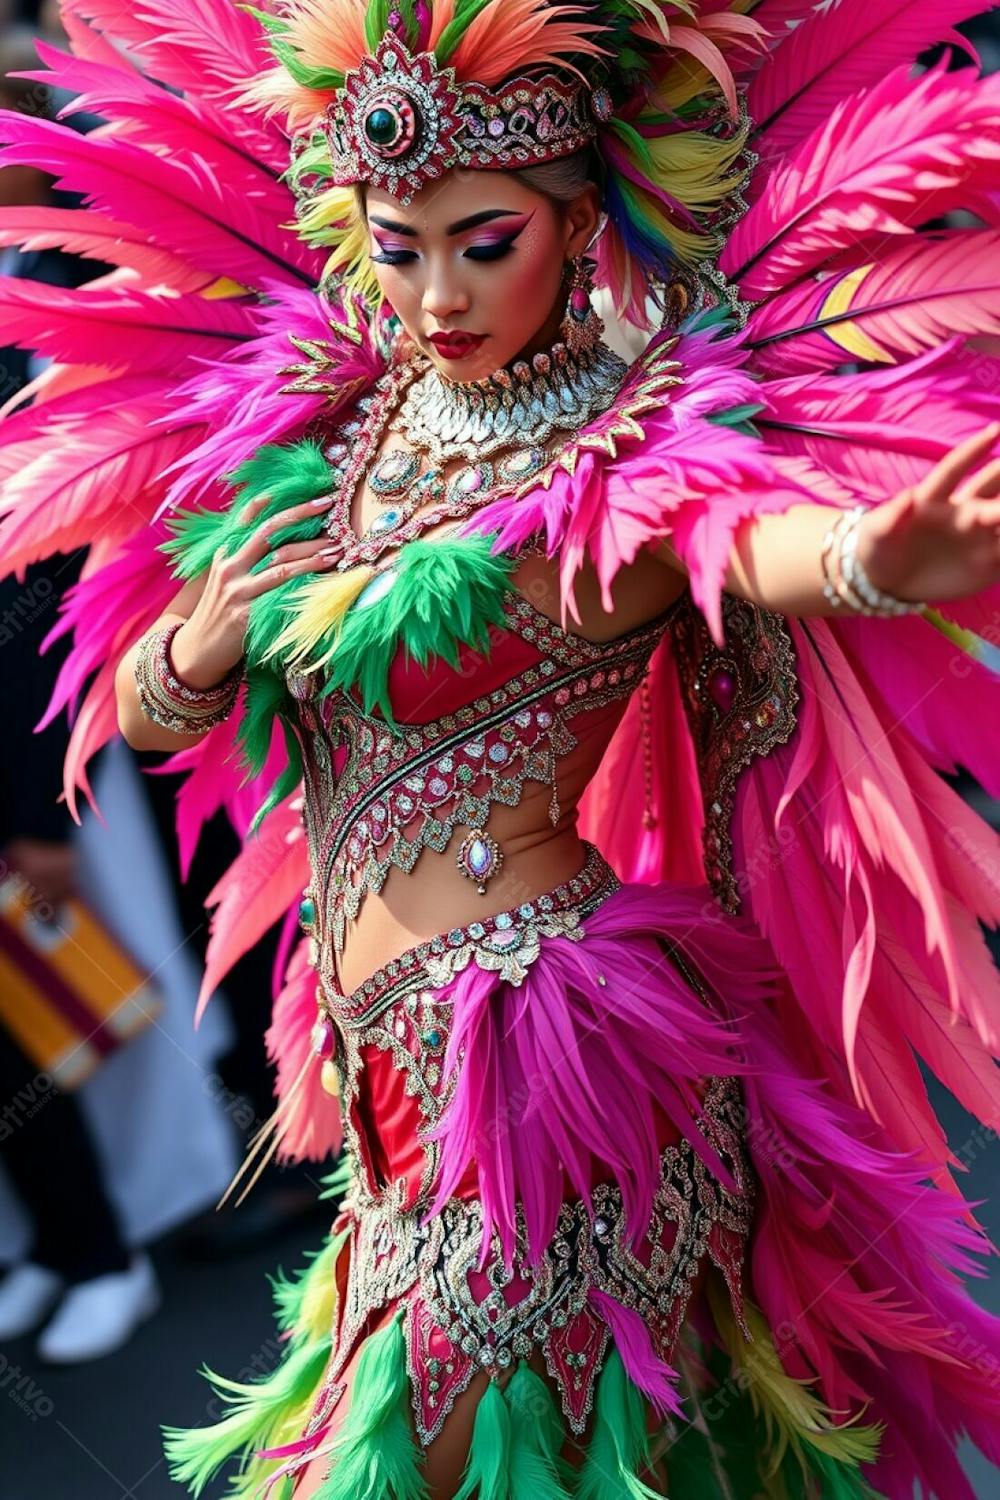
[3,2,1000,1496]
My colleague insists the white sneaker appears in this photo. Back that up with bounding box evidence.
[0,1261,66,1339]
[36,1253,161,1364]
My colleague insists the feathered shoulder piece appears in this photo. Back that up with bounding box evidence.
[462,311,813,648]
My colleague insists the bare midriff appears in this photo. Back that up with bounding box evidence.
[333,547,687,996]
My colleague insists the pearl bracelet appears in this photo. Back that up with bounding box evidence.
[821,505,926,618]
[135,623,243,733]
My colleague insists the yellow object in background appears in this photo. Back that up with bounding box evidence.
[0,876,162,1090]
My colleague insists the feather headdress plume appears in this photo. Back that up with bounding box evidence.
[237,1,767,324]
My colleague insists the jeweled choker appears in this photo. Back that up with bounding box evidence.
[391,338,628,463]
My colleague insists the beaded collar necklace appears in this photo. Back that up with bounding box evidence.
[391,338,628,463]
[319,334,628,571]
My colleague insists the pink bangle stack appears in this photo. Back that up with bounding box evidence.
[134,622,243,733]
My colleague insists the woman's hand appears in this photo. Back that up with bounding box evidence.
[170,491,338,688]
[856,421,1000,605]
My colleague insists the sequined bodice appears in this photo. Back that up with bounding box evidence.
[285,584,682,969]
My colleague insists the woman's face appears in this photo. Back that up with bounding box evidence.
[365,169,600,383]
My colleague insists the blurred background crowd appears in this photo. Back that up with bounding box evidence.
[1,2,999,1496]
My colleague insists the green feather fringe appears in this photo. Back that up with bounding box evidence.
[315,533,514,728]
[503,1362,573,1498]
[161,436,516,826]
[575,1349,662,1500]
[161,439,336,831]
[666,1344,886,1500]
[313,1307,430,1500]
[319,1152,357,1202]
[160,440,334,584]
[161,1334,332,1498]
[454,1378,512,1500]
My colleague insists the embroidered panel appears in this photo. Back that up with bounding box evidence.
[288,592,676,958]
[326,1076,753,1445]
[669,592,800,913]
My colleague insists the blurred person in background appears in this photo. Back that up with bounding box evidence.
[0,28,240,1362]
[0,24,160,1365]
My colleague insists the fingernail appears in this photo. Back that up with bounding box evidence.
[311,493,334,506]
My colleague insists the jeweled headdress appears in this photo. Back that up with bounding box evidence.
[323,30,602,198]
[243,1,766,325]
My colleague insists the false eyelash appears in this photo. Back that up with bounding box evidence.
[371,249,417,266]
[464,238,517,261]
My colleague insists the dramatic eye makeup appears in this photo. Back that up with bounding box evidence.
[369,208,535,265]
[462,210,534,260]
[369,235,417,265]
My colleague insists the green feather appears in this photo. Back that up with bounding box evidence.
[706,402,765,430]
[781,1449,884,1500]
[502,1362,572,1498]
[435,0,499,63]
[243,6,288,37]
[268,1225,352,1343]
[315,534,514,728]
[162,1334,332,1498]
[244,699,302,834]
[161,439,334,583]
[575,1349,662,1500]
[313,1308,430,1500]
[666,1341,887,1500]
[272,37,345,90]
[454,1379,512,1500]
[319,1152,357,1201]
[364,0,392,51]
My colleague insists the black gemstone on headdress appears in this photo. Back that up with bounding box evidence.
[365,107,398,146]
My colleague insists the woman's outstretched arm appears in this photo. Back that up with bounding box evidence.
[654,421,1000,618]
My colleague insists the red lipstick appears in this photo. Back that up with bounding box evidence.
[428,330,486,360]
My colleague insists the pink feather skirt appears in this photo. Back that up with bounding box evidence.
[163,845,1000,1499]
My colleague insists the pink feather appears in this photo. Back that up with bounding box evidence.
[758,340,1000,501]
[264,935,343,1163]
[0,207,213,292]
[740,1007,1000,1498]
[23,40,288,189]
[38,528,175,726]
[62,0,273,105]
[747,0,985,164]
[195,797,310,1025]
[462,323,812,647]
[731,614,1000,1117]
[0,111,318,290]
[587,1287,685,1419]
[158,283,387,512]
[151,720,290,879]
[0,385,205,577]
[724,59,1000,299]
[423,882,782,1267]
[0,275,257,371]
[747,229,1000,375]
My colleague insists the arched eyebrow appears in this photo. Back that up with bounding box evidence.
[368,209,524,237]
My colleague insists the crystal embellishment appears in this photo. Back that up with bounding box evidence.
[455,827,503,893]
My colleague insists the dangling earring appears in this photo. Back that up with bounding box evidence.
[558,254,604,356]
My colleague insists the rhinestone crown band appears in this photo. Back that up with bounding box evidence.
[324,33,601,203]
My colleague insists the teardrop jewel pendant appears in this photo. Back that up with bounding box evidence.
[456,827,504,893]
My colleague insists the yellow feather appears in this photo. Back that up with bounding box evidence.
[298,1230,349,1342]
[262,565,374,668]
[820,263,894,364]
[707,1277,883,1478]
